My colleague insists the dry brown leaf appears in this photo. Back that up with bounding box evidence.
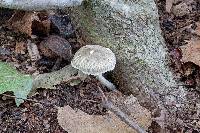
[57,106,136,133]
[8,11,39,36]
[57,95,151,133]
[166,0,174,13]
[172,2,191,17]
[180,39,200,66]
[107,94,152,130]
[31,19,51,36]
[15,42,26,54]
[8,11,50,36]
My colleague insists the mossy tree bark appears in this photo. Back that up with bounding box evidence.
[67,0,186,108]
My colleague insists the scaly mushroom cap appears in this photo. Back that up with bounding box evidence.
[71,45,116,75]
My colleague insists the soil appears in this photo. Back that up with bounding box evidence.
[0,0,200,132]
[0,9,107,133]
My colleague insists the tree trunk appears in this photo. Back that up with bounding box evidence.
[67,0,186,108]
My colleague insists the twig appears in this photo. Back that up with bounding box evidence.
[97,87,147,133]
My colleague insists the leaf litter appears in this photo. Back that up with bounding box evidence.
[158,0,200,132]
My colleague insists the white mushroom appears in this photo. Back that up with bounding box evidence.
[71,45,116,91]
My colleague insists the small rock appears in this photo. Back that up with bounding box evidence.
[49,15,75,38]
[162,19,175,31]
[27,40,41,61]
[39,35,72,60]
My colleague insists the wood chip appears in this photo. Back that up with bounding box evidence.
[27,40,41,61]
[166,0,174,13]
[15,42,26,54]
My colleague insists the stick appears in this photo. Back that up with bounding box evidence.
[97,87,147,133]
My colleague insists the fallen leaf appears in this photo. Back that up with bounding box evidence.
[166,0,174,13]
[49,14,74,38]
[8,11,50,36]
[8,11,39,36]
[180,39,200,66]
[15,42,26,54]
[0,61,33,106]
[108,94,152,130]
[57,95,151,133]
[172,2,191,17]
[31,19,51,37]
[57,106,136,133]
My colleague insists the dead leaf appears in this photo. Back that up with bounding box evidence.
[8,11,50,36]
[31,19,51,37]
[57,95,151,133]
[180,39,200,66]
[27,40,41,61]
[8,11,39,36]
[57,106,136,133]
[15,42,26,54]
[172,2,191,17]
[166,0,174,13]
[107,94,152,130]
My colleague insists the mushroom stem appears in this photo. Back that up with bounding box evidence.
[96,74,116,91]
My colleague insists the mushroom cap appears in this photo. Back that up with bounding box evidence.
[71,45,116,75]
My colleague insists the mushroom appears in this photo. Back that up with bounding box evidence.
[71,45,116,91]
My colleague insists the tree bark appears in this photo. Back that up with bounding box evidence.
[66,0,186,108]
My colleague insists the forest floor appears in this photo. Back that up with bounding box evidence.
[0,0,200,133]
